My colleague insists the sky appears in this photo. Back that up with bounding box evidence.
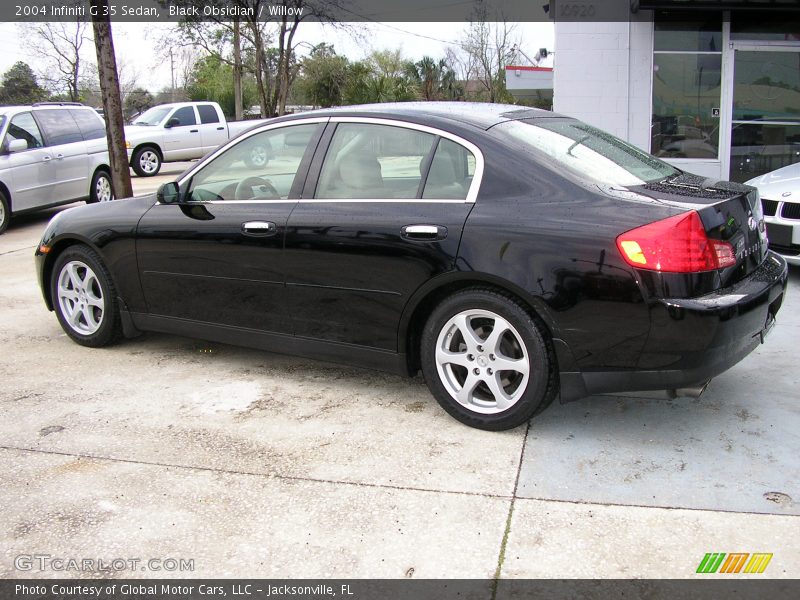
[0,20,554,93]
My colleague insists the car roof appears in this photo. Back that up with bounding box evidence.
[281,102,568,131]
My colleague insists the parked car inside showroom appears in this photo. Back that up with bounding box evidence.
[747,162,800,266]
[0,102,113,234]
[35,103,788,430]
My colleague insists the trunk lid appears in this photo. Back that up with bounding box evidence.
[628,173,768,285]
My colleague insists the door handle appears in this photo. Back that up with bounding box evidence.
[242,221,277,237]
[190,129,199,133]
[55,153,65,160]
[216,126,225,131]
[42,155,52,162]
[401,224,447,241]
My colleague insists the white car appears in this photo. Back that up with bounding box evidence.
[124,101,270,177]
[0,102,112,234]
[747,162,800,266]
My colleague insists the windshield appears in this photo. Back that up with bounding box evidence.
[497,119,680,187]
[132,106,171,126]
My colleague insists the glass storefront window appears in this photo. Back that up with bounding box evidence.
[651,54,722,159]
[729,122,800,183]
[731,15,800,42]
[733,51,800,121]
[655,17,722,52]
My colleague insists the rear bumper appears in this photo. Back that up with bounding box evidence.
[560,252,789,401]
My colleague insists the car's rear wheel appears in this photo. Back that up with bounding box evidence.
[0,190,9,234]
[51,245,122,347]
[421,289,557,430]
[88,170,114,203]
[131,146,161,177]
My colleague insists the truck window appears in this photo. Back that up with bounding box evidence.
[171,106,197,127]
[197,104,220,125]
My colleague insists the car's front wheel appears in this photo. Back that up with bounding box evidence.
[421,289,557,430]
[131,146,161,177]
[51,245,122,347]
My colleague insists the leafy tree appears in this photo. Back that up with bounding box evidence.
[124,87,155,119]
[186,55,258,118]
[406,56,463,101]
[296,44,348,108]
[0,62,47,104]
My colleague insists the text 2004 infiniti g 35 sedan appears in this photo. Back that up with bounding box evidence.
[35,103,788,430]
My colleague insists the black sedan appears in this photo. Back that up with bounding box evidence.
[35,103,788,430]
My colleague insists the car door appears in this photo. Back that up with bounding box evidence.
[135,119,327,334]
[0,111,55,211]
[163,105,202,160]
[283,119,480,351]
[32,109,89,202]
[196,103,228,154]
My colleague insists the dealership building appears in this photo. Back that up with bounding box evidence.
[547,1,799,183]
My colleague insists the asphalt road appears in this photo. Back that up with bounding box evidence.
[0,183,798,578]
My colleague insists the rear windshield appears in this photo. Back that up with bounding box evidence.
[496,119,680,187]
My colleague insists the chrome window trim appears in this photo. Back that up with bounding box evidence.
[169,114,484,205]
[326,116,484,204]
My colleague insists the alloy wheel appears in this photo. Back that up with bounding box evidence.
[434,309,530,414]
[56,260,105,335]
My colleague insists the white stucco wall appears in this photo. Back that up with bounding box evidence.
[553,17,654,152]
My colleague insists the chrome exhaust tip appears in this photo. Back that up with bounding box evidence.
[668,380,711,399]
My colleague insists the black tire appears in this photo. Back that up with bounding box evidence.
[50,245,122,347]
[0,189,9,234]
[131,145,161,177]
[420,288,558,431]
[88,170,114,203]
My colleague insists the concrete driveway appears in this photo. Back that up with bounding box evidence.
[0,182,798,579]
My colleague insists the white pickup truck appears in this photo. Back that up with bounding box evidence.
[125,101,270,176]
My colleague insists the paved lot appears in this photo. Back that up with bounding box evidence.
[0,178,798,579]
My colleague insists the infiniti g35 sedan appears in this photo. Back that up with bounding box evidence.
[35,103,788,430]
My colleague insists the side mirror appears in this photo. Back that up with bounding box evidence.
[8,139,28,153]
[157,181,181,204]
[164,117,179,129]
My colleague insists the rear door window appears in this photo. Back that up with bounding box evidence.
[69,109,105,140]
[197,104,220,124]
[422,138,475,200]
[5,112,44,149]
[315,123,436,199]
[34,109,84,146]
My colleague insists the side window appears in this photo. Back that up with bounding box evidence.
[32,109,83,146]
[170,106,197,127]
[197,104,220,124]
[422,138,476,200]
[5,112,44,150]
[315,123,435,199]
[69,109,105,140]
[187,123,320,201]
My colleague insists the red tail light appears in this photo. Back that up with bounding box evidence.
[616,211,736,273]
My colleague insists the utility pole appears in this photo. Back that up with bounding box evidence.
[233,18,243,121]
[90,0,133,199]
[169,48,176,102]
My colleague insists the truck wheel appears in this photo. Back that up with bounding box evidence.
[132,146,161,177]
